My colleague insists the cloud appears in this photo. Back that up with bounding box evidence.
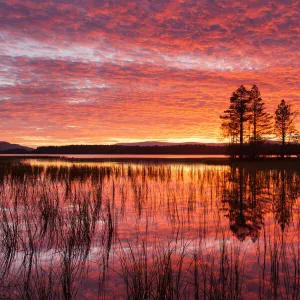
[0,0,299,146]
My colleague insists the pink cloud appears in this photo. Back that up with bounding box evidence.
[0,0,299,146]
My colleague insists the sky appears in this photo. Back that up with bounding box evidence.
[1,0,300,147]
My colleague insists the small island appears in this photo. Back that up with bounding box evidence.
[220,85,299,159]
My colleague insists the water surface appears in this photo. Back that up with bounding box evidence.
[0,158,299,299]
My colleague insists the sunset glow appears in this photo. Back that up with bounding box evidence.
[1,0,299,147]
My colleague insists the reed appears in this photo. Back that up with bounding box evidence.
[0,160,299,298]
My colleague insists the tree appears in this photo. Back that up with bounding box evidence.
[220,85,251,158]
[220,110,239,144]
[249,85,272,143]
[274,99,297,158]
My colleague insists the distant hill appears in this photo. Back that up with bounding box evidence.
[0,141,34,152]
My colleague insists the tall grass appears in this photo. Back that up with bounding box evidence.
[0,160,299,298]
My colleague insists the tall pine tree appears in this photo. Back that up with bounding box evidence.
[249,85,272,143]
[220,85,252,158]
[274,99,297,158]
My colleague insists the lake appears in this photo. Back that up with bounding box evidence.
[0,154,227,159]
[0,157,299,299]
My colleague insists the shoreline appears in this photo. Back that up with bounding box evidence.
[0,154,300,167]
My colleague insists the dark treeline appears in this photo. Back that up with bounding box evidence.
[227,142,300,158]
[14,143,299,156]
[32,144,226,154]
[1,143,300,156]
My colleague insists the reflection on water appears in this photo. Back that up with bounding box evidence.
[0,154,227,159]
[0,159,299,299]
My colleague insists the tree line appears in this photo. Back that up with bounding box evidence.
[220,85,299,159]
[1,143,296,156]
[2,143,299,156]
[32,144,226,155]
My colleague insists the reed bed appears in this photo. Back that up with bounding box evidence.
[0,160,299,299]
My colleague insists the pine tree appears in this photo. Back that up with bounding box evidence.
[249,85,272,143]
[274,99,297,158]
[220,85,252,158]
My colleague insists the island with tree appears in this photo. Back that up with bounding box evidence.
[220,85,299,159]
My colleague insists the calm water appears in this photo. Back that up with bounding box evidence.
[0,158,299,299]
[0,154,227,159]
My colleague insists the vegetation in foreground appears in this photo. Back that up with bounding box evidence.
[0,161,299,299]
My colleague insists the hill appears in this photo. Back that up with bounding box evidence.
[0,141,34,152]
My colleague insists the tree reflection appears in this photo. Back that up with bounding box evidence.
[273,169,299,231]
[222,164,300,241]
[222,166,264,241]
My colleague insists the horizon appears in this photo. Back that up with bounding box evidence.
[1,139,228,150]
[0,139,286,151]
[1,0,300,148]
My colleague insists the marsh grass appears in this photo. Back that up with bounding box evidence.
[0,160,299,299]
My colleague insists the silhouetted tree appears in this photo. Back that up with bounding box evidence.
[220,110,239,144]
[249,85,272,143]
[220,85,251,158]
[274,99,298,158]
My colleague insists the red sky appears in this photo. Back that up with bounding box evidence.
[1,0,299,147]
